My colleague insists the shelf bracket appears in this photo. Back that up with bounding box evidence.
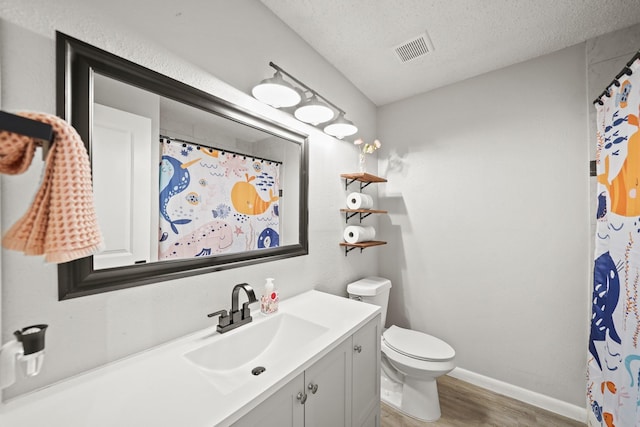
[358,181,372,191]
[344,178,372,192]
[344,246,364,256]
[344,211,372,223]
[358,211,372,221]
[344,177,358,190]
[345,211,358,222]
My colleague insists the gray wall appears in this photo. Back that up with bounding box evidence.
[0,0,378,399]
[377,43,590,408]
[2,0,638,417]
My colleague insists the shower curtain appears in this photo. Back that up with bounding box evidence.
[589,56,640,427]
[158,137,281,260]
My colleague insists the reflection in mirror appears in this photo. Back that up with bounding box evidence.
[57,32,308,299]
[91,75,301,270]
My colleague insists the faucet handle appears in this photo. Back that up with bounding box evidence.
[207,309,230,327]
[241,302,253,321]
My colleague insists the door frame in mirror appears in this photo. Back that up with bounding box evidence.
[56,32,308,299]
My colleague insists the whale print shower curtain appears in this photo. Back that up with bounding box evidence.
[158,137,280,260]
[589,56,640,427]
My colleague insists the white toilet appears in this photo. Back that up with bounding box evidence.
[347,276,455,422]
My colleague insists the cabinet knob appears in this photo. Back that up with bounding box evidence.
[296,392,307,404]
[308,382,319,394]
[354,344,362,353]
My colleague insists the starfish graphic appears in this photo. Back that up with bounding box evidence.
[234,226,244,236]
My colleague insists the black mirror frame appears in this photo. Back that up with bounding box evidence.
[56,32,309,300]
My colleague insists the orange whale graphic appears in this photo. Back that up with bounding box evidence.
[598,113,640,217]
[603,412,615,427]
[231,174,278,215]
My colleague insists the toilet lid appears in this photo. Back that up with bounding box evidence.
[383,325,455,361]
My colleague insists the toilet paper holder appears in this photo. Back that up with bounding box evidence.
[339,172,388,255]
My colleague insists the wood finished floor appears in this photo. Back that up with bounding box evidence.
[381,375,586,427]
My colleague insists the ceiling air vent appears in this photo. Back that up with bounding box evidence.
[393,32,434,63]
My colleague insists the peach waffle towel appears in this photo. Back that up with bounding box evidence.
[1,112,103,263]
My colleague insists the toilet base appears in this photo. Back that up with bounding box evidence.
[380,370,443,422]
[403,376,441,421]
[381,371,403,408]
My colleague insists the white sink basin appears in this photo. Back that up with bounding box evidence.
[184,313,328,393]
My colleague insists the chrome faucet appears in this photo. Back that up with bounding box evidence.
[207,283,258,333]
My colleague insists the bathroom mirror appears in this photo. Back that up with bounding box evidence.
[56,32,308,299]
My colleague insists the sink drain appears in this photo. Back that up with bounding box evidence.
[251,366,266,376]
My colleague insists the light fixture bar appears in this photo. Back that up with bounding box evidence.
[269,62,345,115]
[253,62,358,138]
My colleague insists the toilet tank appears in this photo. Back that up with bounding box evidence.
[347,277,392,326]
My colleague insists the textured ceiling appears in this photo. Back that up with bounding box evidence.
[260,0,640,106]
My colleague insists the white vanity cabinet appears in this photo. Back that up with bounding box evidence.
[304,337,352,427]
[232,372,305,427]
[351,315,381,427]
[233,315,380,427]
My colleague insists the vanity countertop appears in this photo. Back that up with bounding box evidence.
[0,290,379,427]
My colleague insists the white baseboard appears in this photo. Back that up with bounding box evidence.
[447,368,587,423]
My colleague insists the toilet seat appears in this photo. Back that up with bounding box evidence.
[382,325,455,362]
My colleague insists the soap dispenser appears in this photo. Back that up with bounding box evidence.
[260,278,279,314]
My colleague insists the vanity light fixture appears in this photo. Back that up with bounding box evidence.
[251,70,301,108]
[294,94,334,125]
[323,111,358,139]
[252,62,358,137]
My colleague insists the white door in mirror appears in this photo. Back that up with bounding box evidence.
[92,103,153,269]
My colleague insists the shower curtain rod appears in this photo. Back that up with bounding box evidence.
[159,135,282,165]
[593,50,640,105]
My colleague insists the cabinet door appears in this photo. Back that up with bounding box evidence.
[360,407,379,427]
[304,339,353,427]
[232,373,305,427]
[352,315,381,427]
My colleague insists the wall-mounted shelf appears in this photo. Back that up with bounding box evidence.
[340,172,388,256]
[340,208,388,223]
[340,241,387,255]
[340,172,387,191]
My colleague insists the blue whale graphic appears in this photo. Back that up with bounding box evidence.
[589,251,622,370]
[159,155,192,234]
[257,227,279,248]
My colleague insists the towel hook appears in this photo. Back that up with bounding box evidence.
[0,111,54,160]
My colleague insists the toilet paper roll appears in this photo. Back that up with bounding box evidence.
[346,192,374,209]
[343,225,376,244]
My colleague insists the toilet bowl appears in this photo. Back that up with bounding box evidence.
[347,277,456,422]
